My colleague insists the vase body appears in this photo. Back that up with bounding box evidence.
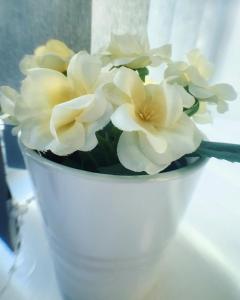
[21,144,207,300]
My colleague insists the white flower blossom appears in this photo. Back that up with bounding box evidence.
[189,83,237,113]
[0,86,20,124]
[4,52,112,155]
[19,39,74,74]
[165,49,237,117]
[100,33,171,69]
[110,67,202,174]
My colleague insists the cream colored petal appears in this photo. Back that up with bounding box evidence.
[50,94,108,152]
[164,62,189,86]
[20,116,53,151]
[185,66,208,87]
[46,39,74,58]
[144,132,167,154]
[50,94,94,138]
[50,100,89,150]
[81,103,113,151]
[34,45,47,56]
[19,55,38,75]
[113,67,145,104]
[80,91,107,123]
[116,56,151,69]
[187,49,213,80]
[78,131,98,152]
[160,114,202,161]
[37,54,66,72]
[111,103,145,132]
[95,68,116,89]
[67,51,102,94]
[21,68,74,110]
[139,114,202,166]
[142,84,167,127]
[177,86,195,108]
[150,44,172,66]
[160,82,183,127]
[217,101,229,113]
[108,33,149,56]
[188,84,214,99]
[52,120,85,152]
[138,132,170,167]
[48,140,77,156]
[101,82,130,106]
[193,107,212,124]
[0,86,20,116]
[210,83,237,101]
[117,131,163,174]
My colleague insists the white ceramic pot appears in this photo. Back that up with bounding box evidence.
[20,143,207,300]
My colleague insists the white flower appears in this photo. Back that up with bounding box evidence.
[100,33,171,69]
[187,49,214,80]
[110,67,202,174]
[164,49,213,87]
[15,51,112,154]
[0,86,20,124]
[19,39,74,74]
[192,102,212,124]
[165,49,237,116]
[189,83,237,113]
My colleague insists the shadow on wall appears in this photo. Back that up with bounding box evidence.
[0,0,92,168]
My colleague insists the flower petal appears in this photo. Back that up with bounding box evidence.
[20,116,53,151]
[217,101,229,113]
[117,132,164,174]
[185,66,208,87]
[150,44,172,66]
[210,83,237,101]
[118,56,151,69]
[111,103,144,132]
[139,114,202,165]
[81,103,113,151]
[80,91,107,123]
[101,82,130,106]
[108,33,149,56]
[164,62,189,86]
[37,54,66,72]
[187,49,213,80]
[160,82,184,127]
[19,55,38,75]
[113,67,146,103]
[188,84,214,99]
[50,95,94,145]
[176,85,195,108]
[67,51,102,94]
[20,68,74,112]
[45,39,74,58]
[0,86,19,116]
[192,102,212,124]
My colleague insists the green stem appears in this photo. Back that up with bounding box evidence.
[187,141,240,163]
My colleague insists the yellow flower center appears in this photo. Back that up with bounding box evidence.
[136,102,163,129]
[138,110,154,122]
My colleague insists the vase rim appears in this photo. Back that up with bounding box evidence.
[20,141,208,183]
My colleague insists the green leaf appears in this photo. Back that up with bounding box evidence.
[190,141,240,163]
[136,67,149,82]
[184,99,200,117]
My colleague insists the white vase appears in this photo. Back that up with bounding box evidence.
[20,143,207,300]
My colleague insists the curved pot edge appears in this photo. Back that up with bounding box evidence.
[19,139,209,183]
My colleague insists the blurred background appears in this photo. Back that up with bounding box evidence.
[0,0,240,299]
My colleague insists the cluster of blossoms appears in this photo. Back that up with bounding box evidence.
[0,34,237,174]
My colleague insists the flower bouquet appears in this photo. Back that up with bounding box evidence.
[1,34,239,300]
